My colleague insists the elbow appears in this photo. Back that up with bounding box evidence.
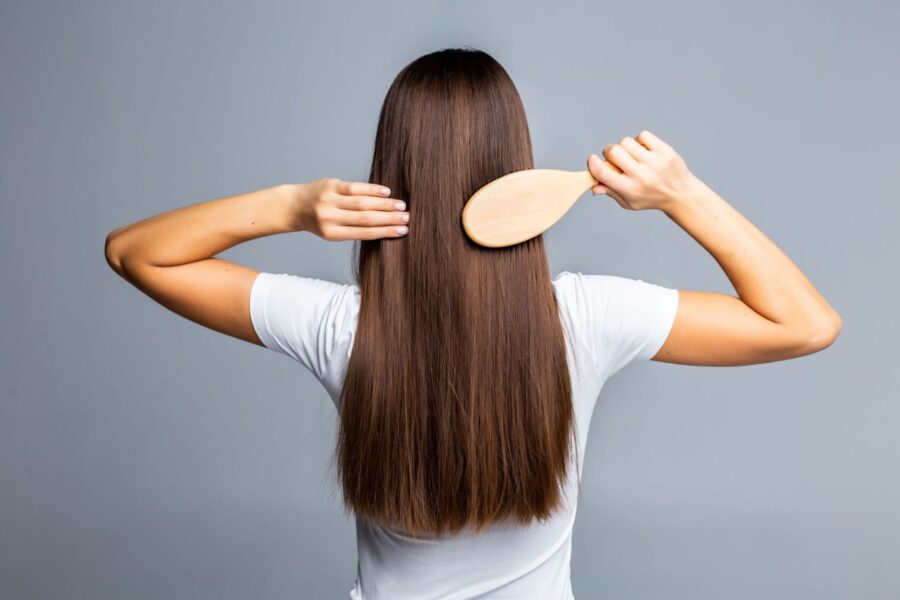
[805,312,843,352]
[104,231,125,276]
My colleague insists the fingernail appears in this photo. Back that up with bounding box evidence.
[401,213,409,223]
[381,187,391,196]
[396,226,408,235]
[394,201,406,210]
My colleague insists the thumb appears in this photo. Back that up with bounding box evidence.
[587,154,608,195]
[587,153,604,176]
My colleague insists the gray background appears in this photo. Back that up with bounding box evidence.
[1,1,897,598]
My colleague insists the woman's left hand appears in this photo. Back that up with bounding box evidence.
[291,178,410,241]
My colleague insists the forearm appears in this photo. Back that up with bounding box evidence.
[662,177,841,334]
[105,184,298,273]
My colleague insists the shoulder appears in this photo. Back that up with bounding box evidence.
[552,270,672,310]
[552,269,646,291]
[249,272,360,378]
[553,269,680,378]
[251,273,359,320]
[252,272,356,299]
[551,270,617,316]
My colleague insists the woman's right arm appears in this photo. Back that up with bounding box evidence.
[588,130,842,366]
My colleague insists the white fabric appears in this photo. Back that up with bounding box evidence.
[249,270,680,599]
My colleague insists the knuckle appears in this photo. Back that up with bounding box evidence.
[663,153,681,168]
[315,206,333,223]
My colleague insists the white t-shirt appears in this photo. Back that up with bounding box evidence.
[249,270,680,600]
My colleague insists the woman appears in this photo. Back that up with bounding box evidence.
[104,48,841,599]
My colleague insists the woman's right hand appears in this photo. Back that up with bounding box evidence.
[587,130,699,212]
[292,178,410,240]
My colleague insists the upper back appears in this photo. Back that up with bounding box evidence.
[248,269,679,598]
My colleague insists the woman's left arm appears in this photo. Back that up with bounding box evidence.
[104,179,409,345]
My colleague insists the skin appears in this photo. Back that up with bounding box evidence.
[105,130,842,365]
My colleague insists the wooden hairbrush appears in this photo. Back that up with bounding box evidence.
[462,169,598,248]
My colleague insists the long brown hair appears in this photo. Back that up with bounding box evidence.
[335,47,576,538]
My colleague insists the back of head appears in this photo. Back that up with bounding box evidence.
[336,47,576,538]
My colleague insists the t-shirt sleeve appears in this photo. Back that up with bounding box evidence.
[248,271,354,382]
[561,271,680,380]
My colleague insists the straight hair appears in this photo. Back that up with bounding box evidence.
[334,47,577,538]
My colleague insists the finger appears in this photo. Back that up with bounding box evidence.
[603,143,642,177]
[619,136,651,162]
[591,184,609,195]
[590,152,623,175]
[333,207,409,228]
[336,180,392,198]
[330,224,409,241]
[336,194,406,212]
[635,130,671,153]
[587,153,628,189]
